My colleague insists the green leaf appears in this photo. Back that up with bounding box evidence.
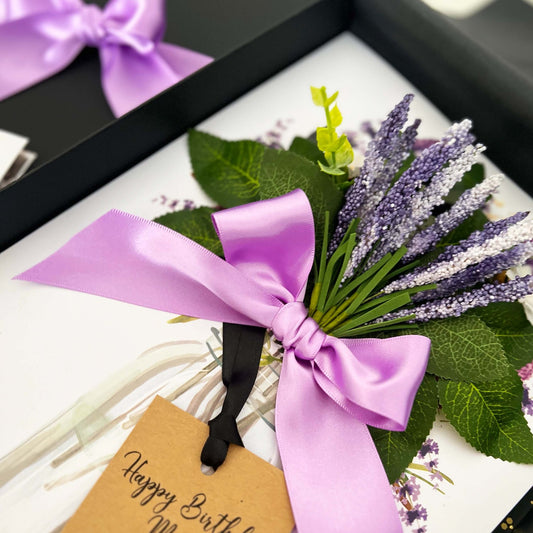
[288,137,326,165]
[188,130,264,208]
[419,315,511,382]
[439,372,533,463]
[318,161,345,176]
[496,325,533,369]
[258,149,343,256]
[310,86,326,106]
[370,375,439,483]
[468,301,530,330]
[326,91,339,106]
[154,207,223,256]
[316,127,338,152]
[329,105,342,128]
[469,302,533,370]
[334,136,354,167]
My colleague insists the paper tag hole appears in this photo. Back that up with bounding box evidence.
[201,464,215,476]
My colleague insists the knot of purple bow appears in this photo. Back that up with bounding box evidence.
[272,302,326,361]
[0,0,212,116]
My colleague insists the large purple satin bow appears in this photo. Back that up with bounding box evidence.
[0,0,212,116]
[16,189,430,532]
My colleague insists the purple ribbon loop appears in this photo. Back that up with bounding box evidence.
[15,189,430,532]
[0,0,212,116]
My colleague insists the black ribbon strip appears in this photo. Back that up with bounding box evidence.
[200,322,266,470]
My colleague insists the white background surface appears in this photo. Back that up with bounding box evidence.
[422,0,533,18]
[0,32,532,532]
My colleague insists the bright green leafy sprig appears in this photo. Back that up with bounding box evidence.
[310,86,354,181]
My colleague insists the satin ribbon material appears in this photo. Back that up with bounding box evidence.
[0,0,212,116]
[16,189,431,532]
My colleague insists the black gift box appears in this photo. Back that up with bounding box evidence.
[1,0,533,251]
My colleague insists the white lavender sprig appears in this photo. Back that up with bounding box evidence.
[382,275,533,323]
[403,173,503,261]
[432,211,529,262]
[384,217,533,292]
[412,241,533,302]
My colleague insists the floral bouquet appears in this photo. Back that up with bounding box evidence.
[16,87,533,532]
[159,87,533,468]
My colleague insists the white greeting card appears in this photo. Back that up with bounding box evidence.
[0,129,36,187]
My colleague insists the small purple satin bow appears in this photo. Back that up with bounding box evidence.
[0,0,212,116]
[16,189,430,532]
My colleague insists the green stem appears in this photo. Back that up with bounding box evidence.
[329,314,416,337]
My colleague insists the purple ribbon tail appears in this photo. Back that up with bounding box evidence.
[100,43,212,117]
[276,351,402,533]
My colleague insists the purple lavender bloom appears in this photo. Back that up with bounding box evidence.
[384,275,533,323]
[522,387,533,416]
[379,141,483,261]
[255,118,292,149]
[417,438,439,458]
[429,469,444,483]
[518,362,533,381]
[182,199,195,211]
[425,456,439,471]
[413,242,533,302]
[399,478,421,500]
[360,120,376,138]
[386,212,531,292]
[399,504,428,526]
[329,95,415,254]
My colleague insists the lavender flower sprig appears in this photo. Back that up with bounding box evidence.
[384,217,533,293]
[412,241,533,302]
[382,275,533,323]
[430,211,529,263]
[329,95,416,254]
[403,173,503,261]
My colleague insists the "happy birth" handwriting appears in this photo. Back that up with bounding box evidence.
[122,450,256,533]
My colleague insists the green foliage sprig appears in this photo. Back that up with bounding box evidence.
[310,86,354,182]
